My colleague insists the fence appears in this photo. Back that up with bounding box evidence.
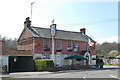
[103,59,120,65]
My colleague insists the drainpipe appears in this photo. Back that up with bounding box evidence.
[32,37,35,55]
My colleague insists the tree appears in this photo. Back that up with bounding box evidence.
[106,50,119,58]
[1,36,18,50]
[5,39,17,50]
[96,42,118,58]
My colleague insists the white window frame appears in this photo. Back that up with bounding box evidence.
[68,41,72,48]
[56,39,62,50]
[74,43,80,52]
[44,39,50,48]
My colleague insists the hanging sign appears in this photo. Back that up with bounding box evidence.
[50,24,56,37]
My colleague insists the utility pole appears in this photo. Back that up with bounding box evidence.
[52,36,55,62]
[31,2,35,56]
[50,20,56,64]
[31,2,35,24]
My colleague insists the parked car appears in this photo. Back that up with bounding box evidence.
[96,59,104,68]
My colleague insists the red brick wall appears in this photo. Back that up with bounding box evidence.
[0,40,7,54]
[18,37,96,55]
[90,44,96,55]
[18,28,37,51]
[18,38,33,51]
[62,40,87,54]
[34,38,87,54]
[18,37,43,52]
[19,29,33,40]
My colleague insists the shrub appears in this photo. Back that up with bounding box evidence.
[34,59,54,71]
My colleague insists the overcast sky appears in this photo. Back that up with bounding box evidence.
[0,0,119,44]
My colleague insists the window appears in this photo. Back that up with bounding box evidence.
[74,44,80,52]
[86,44,91,52]
[42,54,50,59]
[56,40,62,51]
[67,41,72,51]
[44,39,50,51]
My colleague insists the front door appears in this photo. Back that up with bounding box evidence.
[56,53,63,67]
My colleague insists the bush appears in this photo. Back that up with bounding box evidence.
[34,59,54,71]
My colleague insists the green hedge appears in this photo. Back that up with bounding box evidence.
[34,59,54,71]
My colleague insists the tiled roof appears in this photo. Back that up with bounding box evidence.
[2,50,33,56]
[28,27,89,42]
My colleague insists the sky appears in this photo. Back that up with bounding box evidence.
[0,0,119,44]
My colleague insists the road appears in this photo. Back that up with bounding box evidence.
[1,65,119,80]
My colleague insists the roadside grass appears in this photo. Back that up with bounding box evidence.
[104,64,118,66]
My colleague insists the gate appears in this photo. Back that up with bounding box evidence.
[9,56,33,72]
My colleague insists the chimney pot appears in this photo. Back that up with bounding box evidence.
[80,28,86,34]
[24,17,31,28]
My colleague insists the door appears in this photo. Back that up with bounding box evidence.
[9,56,33,72]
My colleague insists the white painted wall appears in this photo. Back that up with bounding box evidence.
[0,55,9,72]
[55,52,64,66]
[33,54,42,59]
[84,52,90,65]
[91,55,96,65]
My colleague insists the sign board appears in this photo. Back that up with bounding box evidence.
[50,24,56,37]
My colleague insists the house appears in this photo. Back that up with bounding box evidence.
[18,17,96,67]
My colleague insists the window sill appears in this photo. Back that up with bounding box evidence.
[67,47,73,51]
[43,48,50,51]
[56,49,62,51]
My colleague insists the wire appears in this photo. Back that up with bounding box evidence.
[0,1,20,26]
[58,18,118,27]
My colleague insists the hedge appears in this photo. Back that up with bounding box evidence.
[34,59,54,71]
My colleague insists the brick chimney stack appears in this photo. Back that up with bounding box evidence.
[24,17,31,28]
[80,28,86,34]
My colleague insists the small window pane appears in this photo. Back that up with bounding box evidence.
[56,40,62,49]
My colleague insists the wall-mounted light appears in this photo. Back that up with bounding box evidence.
[14,58,17,62]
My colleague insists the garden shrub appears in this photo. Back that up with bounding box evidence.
[34,59,54,71]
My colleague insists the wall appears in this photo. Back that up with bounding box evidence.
[0,56,9,72]
[18,28,35,51]
[34,38,87,55]
[0,40,7,55]
[90,44,96,55]
[19,28,33,40]
[18,38,33,51]
[0,41,2,54]
[91,55,96,65]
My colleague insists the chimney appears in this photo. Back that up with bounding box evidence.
[24,17,31,28]
[80,28,86,34]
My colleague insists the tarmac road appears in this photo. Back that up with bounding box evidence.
[1,65,119,80]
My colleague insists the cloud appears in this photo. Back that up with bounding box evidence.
[96,36,119,44]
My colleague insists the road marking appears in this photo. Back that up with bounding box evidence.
[110,75,118,79]
[83,76,86,80]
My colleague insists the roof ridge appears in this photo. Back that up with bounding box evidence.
[32,26,82,34]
